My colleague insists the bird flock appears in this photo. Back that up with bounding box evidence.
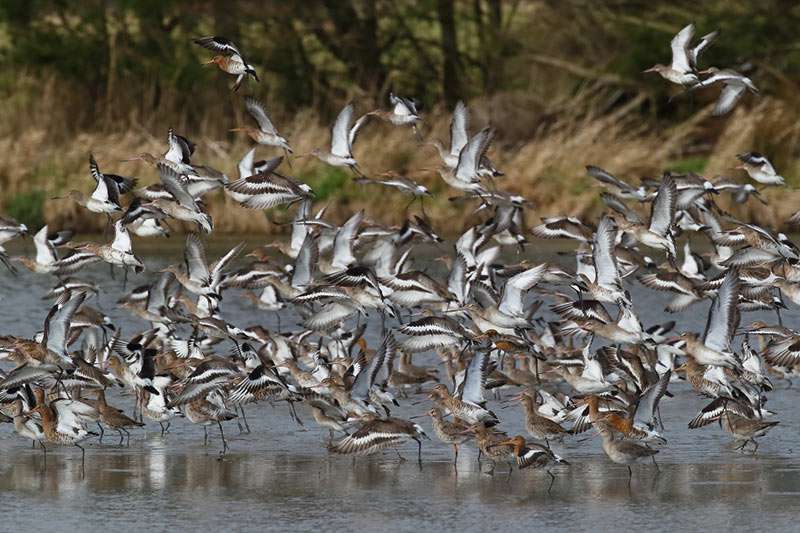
[0,26,793,487]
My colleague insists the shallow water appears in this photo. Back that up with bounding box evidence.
[0,241,798,532]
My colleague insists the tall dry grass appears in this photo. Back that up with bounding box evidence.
[1,75,799,237]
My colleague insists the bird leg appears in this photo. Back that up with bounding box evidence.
[417,438,423,469]
[547,471,556,493]
[236,408,245,434]
[453,444,459,468]
[412,124,423,144]
[218,421,228,454]
[627,465,633,486]
[160,422,166,436]
[288,400,304,426]
[203,426,208,446]
[77,443,86,468]
[118,429,125,446]
[124,428,131,446]
[97,422,104,443]
[240,405,251,433]
[652,455,661,473]
[506,462,514,482]
[394,448,406,461]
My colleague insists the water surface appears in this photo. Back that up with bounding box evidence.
[0,241,797,532]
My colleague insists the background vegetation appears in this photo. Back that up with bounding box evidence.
[1,0,799,233]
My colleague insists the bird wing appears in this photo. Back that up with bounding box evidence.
[88,156,119,206]
[245,96,278,133]
[600,193,643,225]
[349,113,370,152]
[712,82,746,117]
[330,103,354,157]
[290,200,312,251]
[184,232,211,283]
[449,100,470,157]
[34,226,57,265]
[164,129,190,165]
[110,220,133,253]
[158,163,197,209]
[648,174,677,237]
[593,215,620,288]
[146,272,173,314]
[373,331,397,389]
[237,147,257,179]
[586,166,635,192]
[332,210,364,269]
[193,36,243,56]
[209,241,245,282]
[389,93,415,118]
[670,23,694,73]
[456,127,495,183]
[447,252,470,304]
[738,152,774,174]
[43,292,86,356]
[690,29,720,67]
[461,349,488,406]
[301,301,357,332]
[351,346,382,401]
[633,370,670,429]
[292,233,319,288]
[703,267,739,353]
[498,263,547,317]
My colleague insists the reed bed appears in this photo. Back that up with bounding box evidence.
[1,74,798,236]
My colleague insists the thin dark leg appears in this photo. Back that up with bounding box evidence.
[628,465,633,486]
[236,406,245,433]
[203,426,208,446]
[394,448,405,461]
[160,422,166,436]
[241,406,251,433]
[652,455,661,473]
[547,471,555,493]
[124,428,131,446]
[289,400,303,426]
[751,439,759,454]
[97,422,104,443]
[417,438,423,468]
[218,421,228,453]
[506,462,513,482]
[453,444,459,469]
[118,429,124,446]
